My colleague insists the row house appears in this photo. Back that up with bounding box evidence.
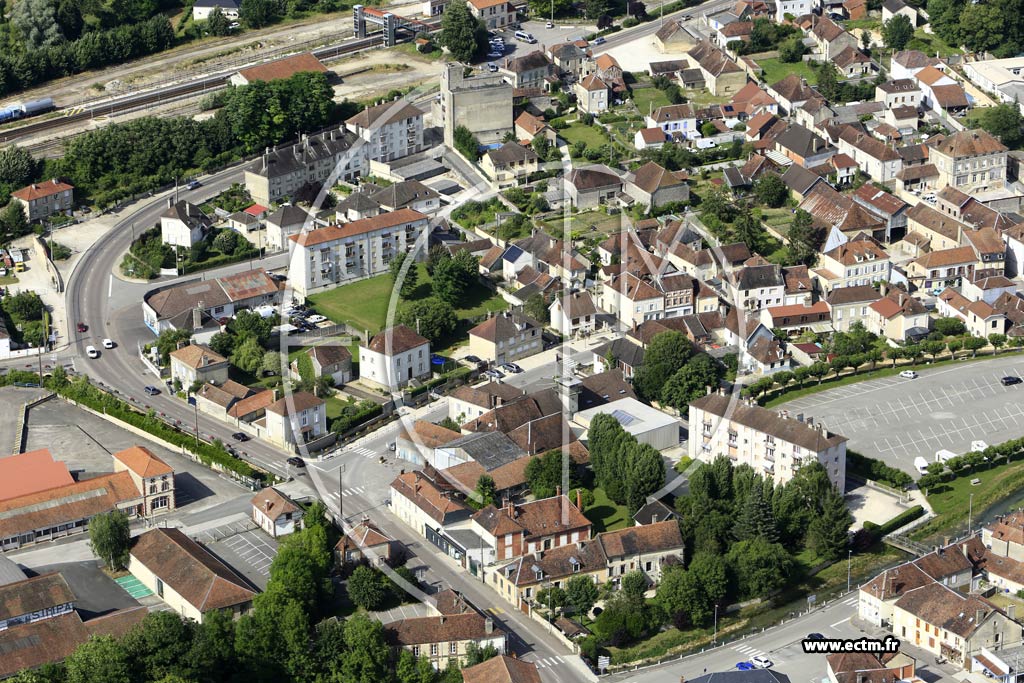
[836,125,902,182]
[344,100,425,164]
[469,495,592,563]
[600,273,665,328]
[928,129,1009,195]
[244,128,363,206]
[866,287,930,341]
[812,236,891,292]
[826,284,882,333]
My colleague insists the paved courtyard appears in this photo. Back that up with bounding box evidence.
[205,525,278,590]
[780,356,1024,473]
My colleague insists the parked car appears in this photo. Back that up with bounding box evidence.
[86,345,98,359]
[546,20,554,27]
[185,180,201,190]
[487,62,498,72]
[102,338,114,349]
[287,456,306,468]
[736,663,755,671]
[232,432,250,442]
[751,656,773,669]
[483,368,505,379]
[592,36,606,44]
[899,370,918,379]
[806,633,825,641]
[76,322,88,333]
[1002,376,1022,386]
[464,355,482,363]
[144,385,160,396]
[307,314,327,324]
[502,363,523,374]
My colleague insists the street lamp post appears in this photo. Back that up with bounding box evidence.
[713,603,718,644]
[847,549,852,593]
[968,493,973,534]
[339,463,346,524]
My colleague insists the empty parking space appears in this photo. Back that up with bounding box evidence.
[780,357,1024,472]
[206,528,279,589]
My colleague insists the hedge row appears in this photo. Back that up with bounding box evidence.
[332,402,383,435]
[408,366,473,397]
[847,450,913,490]
[863,505,925,537]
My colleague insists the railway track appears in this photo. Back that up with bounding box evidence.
[0,31,398,145]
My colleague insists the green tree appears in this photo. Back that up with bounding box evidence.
[12,0,65,51]
[231,336,265,374]
[661,353,722,410]
[120,611,196,683]
[566,575,599,616]
[786,209,819,266]
[958,2,1005,53]
[240,0,282,28]
[524,293,549,322]
[0,201,29,242]
[816,62,840,102]
[397,297,457,343]
[261,350,282,376]
[963,335,988,357]
[389,252,421,298]
[621,570,648,598]
[212,229,238,254]
[753,173,787,208]
[881,14,914,50]
[807,488,853,560]
[206,6,232,35]
[396,649,437,683]
[303,499,329,530]
[0,146,38,190]
[927,0,962,45]
[934,317,967,336]
[632,330,692,402]
[624,442,665,513]
[733,480,778,542]
[990,333,1008,353]
[432,248,478,305]
[475,474,497,507]
[688,551,729,607]
[524,449,565,499]
[88,509,130,570]
[656,566,711,625]
[537,585,567,614]
[64,635,131,683]
[778,36,805,62]
[232,309,273,345]
[464,642,499,666]
[700,121,718,138]
[978,103,1024,149]
[725,537,793,599]
[341,613,392,683]
[732,209,765,253]
[347,565,387,610]
[439,0,486,62]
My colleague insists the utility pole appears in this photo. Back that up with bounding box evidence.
[968,493,974,534]
[193,399,199,449]
[713,603,718,644]
[339,463,346,524]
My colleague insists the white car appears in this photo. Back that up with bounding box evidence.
[307,314,327,324]
[751,656,773,669]
[86,345,99,359]
[899,370,918,379]
[102,338,114,349]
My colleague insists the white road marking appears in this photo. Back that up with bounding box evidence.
[108,274,113,297]
[830,617,851,628]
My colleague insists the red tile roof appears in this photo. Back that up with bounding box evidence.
[113,446,173,478]
[236,53,327,83]
[0,449,74,502]
[12,179,73,201]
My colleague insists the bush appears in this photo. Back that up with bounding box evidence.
[332,401,383,435]
[847,450,913,489]
[879,505,925,535]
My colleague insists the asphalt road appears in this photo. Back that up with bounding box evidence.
[779,356,1024,474]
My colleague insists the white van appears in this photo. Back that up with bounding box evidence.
[86,345,99,359]
[935,449,956,463]
[971,440,989,453]
[914,456,930,475]
[515,30,537,43]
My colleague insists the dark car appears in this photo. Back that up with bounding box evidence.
[143,385,160,396]
[806,633,825,641]
[231,432,250,442]
[464,355,482,363]
[736,662,755,671]
[1002,376,1023,386]
[76,322,88,333]
[287,456,306,468]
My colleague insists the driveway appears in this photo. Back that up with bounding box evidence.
[779,355,1024,473]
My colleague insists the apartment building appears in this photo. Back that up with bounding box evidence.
[345,100,426,163]
[468,0,514,28]
[244,128,364,206]
[688,391,847,489]
[287,208,429,298]
[467,311,542,364]
[813,237,891,292]
[928,129,1008,195]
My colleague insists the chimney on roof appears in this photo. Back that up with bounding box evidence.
[1009,603,1016,620]
[485,617,494,634]
[265,499,271,512]
[977,608,985,624]
[576,488,582,510]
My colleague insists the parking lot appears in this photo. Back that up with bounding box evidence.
[205,527,278,590]
[780,356,1024,473]
[23,398,246,511]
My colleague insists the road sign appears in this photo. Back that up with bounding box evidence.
[807,594,817,607]
[598,656,610,672]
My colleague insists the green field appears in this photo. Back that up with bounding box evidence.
[560,122,609,151]
[584,487,631,533]
[307,263,507,355]
[630,87,670,115]
[906,28,962,59]
[757,58,818,85]
[915,458,1024,540]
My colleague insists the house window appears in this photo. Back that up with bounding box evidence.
[430,644,439,656]
[413,646,420,656]
[450,642,458,654]
[156,578,164,597]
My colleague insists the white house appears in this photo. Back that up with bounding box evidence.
[251,487,302,538]
[345,100,426,163]
[160,199,211,248]
[550,291,598,337]
[192,0,239,20]
[358,325,431,391]
[264,392,328,449]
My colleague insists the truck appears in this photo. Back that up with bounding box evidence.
[914,456,930,475]
[935,449,957,463]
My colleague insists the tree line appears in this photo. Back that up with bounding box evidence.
[928,0,1024,56]
[0,71,338,210]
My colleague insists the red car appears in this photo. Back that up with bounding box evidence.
[76,322,87,333]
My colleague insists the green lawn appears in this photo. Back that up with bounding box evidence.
[584,487,630,533]
[914,458,1024,540]
[757,58,818,86]
[907,28,961,58]
[307,262,507,355]
[630,87,670,115]
[684,88,732,106]
[844,18,881,31]
[560,122,609,151]
[538,209,623,238]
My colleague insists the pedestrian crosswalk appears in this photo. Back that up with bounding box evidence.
[842,596,857,606]
[327,486,369,501]
[732,644,769,659]
[531,656,568,669]
[351,446,377,458]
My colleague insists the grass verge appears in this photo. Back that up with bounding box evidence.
[584,487,630,533]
